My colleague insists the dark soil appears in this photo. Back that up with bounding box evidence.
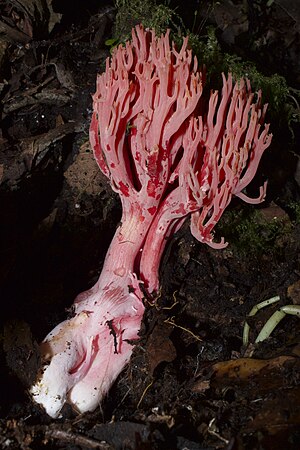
[0,1,300,449]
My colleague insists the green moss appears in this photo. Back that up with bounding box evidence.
[288,201,300,224]
[216,206,293,257]
[114,0,183,42]
[186,26,296,124]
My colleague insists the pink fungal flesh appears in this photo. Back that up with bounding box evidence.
[30,25,272,418]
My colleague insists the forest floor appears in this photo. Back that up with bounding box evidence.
[0,1,300,449]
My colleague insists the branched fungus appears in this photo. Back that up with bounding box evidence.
[31,25,272,418]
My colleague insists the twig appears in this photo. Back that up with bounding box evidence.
[44,428,114,449]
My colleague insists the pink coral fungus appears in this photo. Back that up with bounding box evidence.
[30,25,272,418]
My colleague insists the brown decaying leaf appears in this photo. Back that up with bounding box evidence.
[193,355,299,393]
[288,279,300,305]
[1,121,84,186]
[146,323,177,375]
[3,0,62,37]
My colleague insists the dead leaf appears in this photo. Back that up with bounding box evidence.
[287,279,300,305]
[1,122,83,187]
[193,355,299,393]
[18,121,83,169]
[46,0,62,33]
[146,323,176,375]
[7,0,62,36]
[51,61,76,92]
[213,355,295,378]
[0,19,31,44]
[192,379,210,394]
[64,140,100,196]
[245,388,300,432]
[56,114,65,127]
